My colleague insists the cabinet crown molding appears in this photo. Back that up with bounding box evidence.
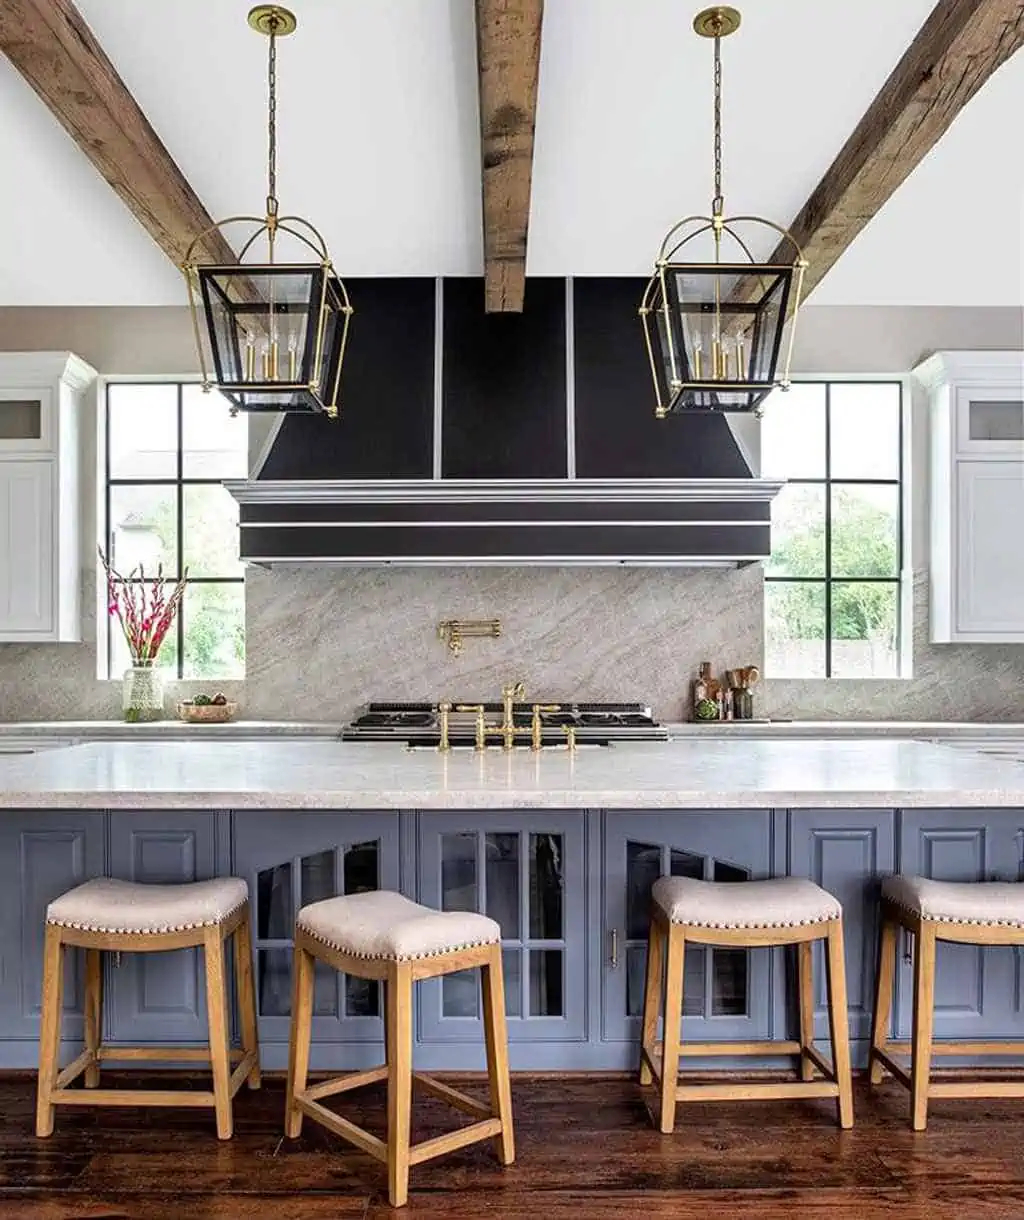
[913,350,1024,392]
[0,352,97,393]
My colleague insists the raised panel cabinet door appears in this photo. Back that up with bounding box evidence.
[0,460,54,639]
[896,810,1023,1040]
[602,810,772,1044]
[0,812,105,1042]
[106,813,219,1044]
[788,810,895,1043]
[955,461,1024,637]
[232,812,399,1044]
[417,812,586,1044]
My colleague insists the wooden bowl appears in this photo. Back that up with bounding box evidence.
[176,701,238,724]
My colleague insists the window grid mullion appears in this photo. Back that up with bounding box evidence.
[176,384,185,680]
[104,380,245,683]
[824,382,833,679]
[767,379,904,680]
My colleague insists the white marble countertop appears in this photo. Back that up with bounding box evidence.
[0,737,1022,810]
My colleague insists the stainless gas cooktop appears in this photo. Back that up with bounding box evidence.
[341,701,667,748]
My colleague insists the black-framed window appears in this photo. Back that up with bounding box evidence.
[761,380,905,679]
[104,382,247,680]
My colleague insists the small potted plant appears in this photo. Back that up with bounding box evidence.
[99,548,187,723]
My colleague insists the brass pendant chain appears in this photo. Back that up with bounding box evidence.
[266,16,279,256]
[712,28,724,219]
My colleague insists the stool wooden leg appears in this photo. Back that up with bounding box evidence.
[387,962,413,1208]
[824,921,854,1130]
[659,923,685,1134]
[285,942,315,1138]
[204,926,233,1140]
[869,913,897,1086]
[797,941,815,1082]
[36,925,65,1138]
[639,914,665,1087]
[482,943,515,1166]
[84,948,102,1089]
[233,914,261,1089]
[910,923,937,1132]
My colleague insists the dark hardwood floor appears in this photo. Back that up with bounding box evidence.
[1,1072,1024,1217]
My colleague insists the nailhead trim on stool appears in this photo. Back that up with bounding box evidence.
[882,875,1024,927]
[652,875,841,930]
[295,890,502,961]
[45,878,249,934]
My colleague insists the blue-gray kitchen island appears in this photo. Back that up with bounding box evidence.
[0,737,1022,1073]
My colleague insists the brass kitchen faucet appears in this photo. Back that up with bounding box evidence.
[438,683,577,753]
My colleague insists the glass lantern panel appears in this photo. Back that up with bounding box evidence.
[199,267,324,414]
[659,264,792,412]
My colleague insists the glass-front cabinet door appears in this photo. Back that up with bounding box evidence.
[233,812,400,1044]
[603,810,772,1044]
[417,812,585,1043]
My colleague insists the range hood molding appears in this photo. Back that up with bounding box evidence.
[226,478,784,568]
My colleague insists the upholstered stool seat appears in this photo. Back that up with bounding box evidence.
[652,876,842,930]
[641,876,853,1132]
[36,878,260,1141]
[47,877,249,934]
[871,874,1024,1129]
[296,890,501,961]
[286,889,514,1208]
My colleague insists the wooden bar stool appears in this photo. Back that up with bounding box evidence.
[871,875,1024,1130]
[639,875,854,1132]
[285,890,515,1208]
[36,878,260,1140]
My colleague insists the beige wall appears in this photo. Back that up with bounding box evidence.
[0,303,1022,723]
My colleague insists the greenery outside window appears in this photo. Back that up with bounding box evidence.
[104,382,247,680]
[761,381,905,679]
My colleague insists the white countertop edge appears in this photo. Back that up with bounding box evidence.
[0,789,1021,810]
[5,720,1024,741]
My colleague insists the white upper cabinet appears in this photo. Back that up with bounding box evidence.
[916,351,1024,643]
[0,353,96,643]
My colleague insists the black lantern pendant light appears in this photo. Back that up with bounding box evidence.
[640,6,806,417]
[182,6,352,418]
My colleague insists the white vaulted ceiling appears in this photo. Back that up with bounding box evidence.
[0,0,1020,306]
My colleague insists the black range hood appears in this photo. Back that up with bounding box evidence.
[227,277,784,568]
[227,478,782,567]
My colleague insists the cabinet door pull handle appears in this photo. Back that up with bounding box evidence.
[609,929,619,970]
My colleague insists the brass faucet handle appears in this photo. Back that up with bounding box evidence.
[502,681,526,702]
[529,703,561,751]
[454,704,488,751]
[437,700,453,753]
[563,725,578,752]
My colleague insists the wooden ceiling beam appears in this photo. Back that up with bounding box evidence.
[476,0,544,312]
[0,0,237,273]
[764,0,1024,305]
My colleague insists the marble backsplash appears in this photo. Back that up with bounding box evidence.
[3,565,1024,724]
[242,564,764,723]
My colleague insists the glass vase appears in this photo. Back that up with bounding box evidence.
[122,661,164,723]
